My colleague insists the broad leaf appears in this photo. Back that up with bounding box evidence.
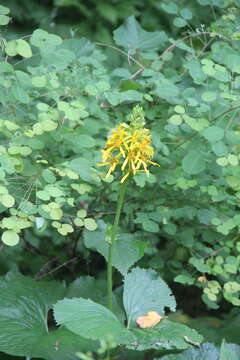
[123,267,176,325]
[84,230,146,275]
[0,272,96,359]
[113,16,167,54]
[54,298,135,345]
[59,38,94,57]
[66,276,125,323]
[128,319,203,351]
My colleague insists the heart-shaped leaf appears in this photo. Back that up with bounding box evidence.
[123,267,176,325]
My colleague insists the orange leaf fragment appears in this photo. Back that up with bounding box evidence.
[136,311,162,328]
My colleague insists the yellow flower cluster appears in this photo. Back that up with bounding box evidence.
[98,121,159,183]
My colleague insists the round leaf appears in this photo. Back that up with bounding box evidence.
[36,191,50,201]
[182,150,206,175]
[1,194,15,208]
[173,17,187,27]
[5,40,17,56]
[50,208,63,220]
[203,126,224,143]
[84,218,97,231]
[16,39,32,58]
[2,230,19,246]
[202,91,217,102]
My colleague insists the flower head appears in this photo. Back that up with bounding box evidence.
[98,106,159,182]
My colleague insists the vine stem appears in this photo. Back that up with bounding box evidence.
[107,180,128,311]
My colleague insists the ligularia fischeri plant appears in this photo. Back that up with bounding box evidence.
[98,105,159,183]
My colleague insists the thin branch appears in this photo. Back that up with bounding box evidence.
[35,255,80,280]
[34,256,59,280]
[130,68,144,80]
[172,105,240,152]
[22,237,45,256]
[95,42,145,70]
[153,31,232,64]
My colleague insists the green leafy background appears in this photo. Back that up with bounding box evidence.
[0,0,240,359]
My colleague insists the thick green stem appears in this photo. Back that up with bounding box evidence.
[107,181,128,311]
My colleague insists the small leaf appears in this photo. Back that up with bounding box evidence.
[84,218,98,231]
[32,76,47,88]
[50,208,63,220]
[1,194,15,207]
[202,91,217,102]
[2,230,19,246]
[36,190,51,201]
[217,157,228,166]
[161,2,178,14]
[77,209,87,218]
[0,14,10,25]
[173,17,187,27]
[30,29,62,52]
[182,150,206,175]
[228,154,238,166]
[180,8,192,20]
[174,105,185,114]
[16,39,32,58]
[5,40,17,56]
[203,126,224,142]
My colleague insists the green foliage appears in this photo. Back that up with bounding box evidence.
[55,297,135,345]
[0,1,240,359]
[0,272,97,359]
[123,267,176,324]
[84,229,146,275]
[129,321,202,351]
[54,267,201,352]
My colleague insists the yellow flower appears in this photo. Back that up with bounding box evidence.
[98,106,159,182]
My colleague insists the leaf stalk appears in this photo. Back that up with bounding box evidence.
[107,180,128,310]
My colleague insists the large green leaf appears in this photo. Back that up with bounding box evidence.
[113,16,167,54]
[84,230,146,275]
[128,320,203,351]
[123,267,176,325]
[54,298,135,345]
[66,276,125,323]
[0,272,96,359]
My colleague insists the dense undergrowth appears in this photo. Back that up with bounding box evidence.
[0,1,240,359]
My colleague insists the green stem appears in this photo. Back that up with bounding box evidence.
[107,180,128,311]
